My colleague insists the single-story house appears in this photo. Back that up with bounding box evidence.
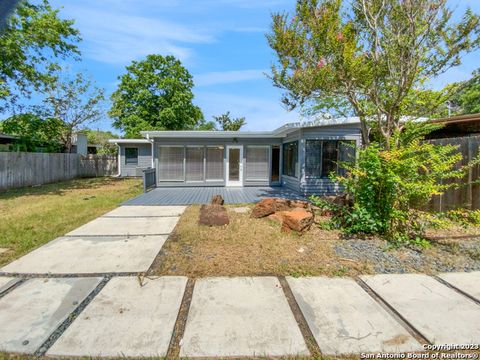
[109,118,362,195]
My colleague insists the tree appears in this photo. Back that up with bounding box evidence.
[109,54,204,138]
[0,0,80,112]
[268,0,480,148]
[212,112,246,131]
[83,129,119,155]
[40,72,105,152]
[0,113,65,152]
[450,69,480,115]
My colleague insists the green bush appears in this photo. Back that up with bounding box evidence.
[327,138,470,246]
[443,209,480,227]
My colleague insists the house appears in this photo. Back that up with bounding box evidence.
[0,133,18,151]
[426,112,480,139]
[109,118,362,195]
[71,132,101,155]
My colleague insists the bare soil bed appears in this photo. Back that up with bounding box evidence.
[149,204,480,278]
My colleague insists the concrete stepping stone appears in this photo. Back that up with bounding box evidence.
[0,277,19,294]
[180,277,309,357]
[47,276,187,358]
[361,274,480,344]
[66,216,179,236]
[103,205,186,217]
[0,277,101,354]
[438,271,480,301]
[1,235,168,274]
[287,277,421,355]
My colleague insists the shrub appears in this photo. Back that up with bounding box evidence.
[330,138,470,245]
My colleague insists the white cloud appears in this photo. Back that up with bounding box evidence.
[55,3,215,64]
[194,69,267,87]
[194,91,302,131]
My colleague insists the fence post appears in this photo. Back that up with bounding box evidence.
[142,168,156,193]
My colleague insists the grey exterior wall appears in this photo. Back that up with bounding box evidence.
[153,137,282,187]
[115,123,362,195]
[118,143,153,177]
[281,124,362,196]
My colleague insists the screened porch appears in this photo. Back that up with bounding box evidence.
[154,144,281,187]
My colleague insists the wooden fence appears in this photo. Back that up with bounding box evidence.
[0,152,118,191]
[428,135,480,212]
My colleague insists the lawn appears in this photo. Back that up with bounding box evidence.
[0,177,142,267]
[149,204,480,278]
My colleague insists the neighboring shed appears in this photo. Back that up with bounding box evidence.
[110,139,153,177]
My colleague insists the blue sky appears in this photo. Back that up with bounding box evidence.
[47,0,480,135]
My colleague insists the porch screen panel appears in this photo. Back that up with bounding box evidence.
[186,147,204,181]
[206,146,224,181]
[305,140,322,177]
[246,146,269,180]
[338,140,356,176]
[158,146,184,181]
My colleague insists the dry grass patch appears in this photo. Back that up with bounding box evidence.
[0,177,142,266]
[149,205,371,278]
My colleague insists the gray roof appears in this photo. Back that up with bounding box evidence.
[108,117,363,143]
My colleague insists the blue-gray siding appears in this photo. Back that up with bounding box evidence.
[116,123,362,196]
[153,138,282,187]
[118,143,152,177]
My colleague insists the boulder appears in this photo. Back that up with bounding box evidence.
[211,194,224,205]
[290,200,310,209]
[250,197,293,218]
[199,204,229,226]
[267,212,285,224]
[281,209,314,233]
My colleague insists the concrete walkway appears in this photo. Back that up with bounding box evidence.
[0,205,185,275]
[0,206,479,357]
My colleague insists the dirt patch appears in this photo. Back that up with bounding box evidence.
[150,204,480,278]
[148,205,368,278]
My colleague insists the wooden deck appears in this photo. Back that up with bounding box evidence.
[123,186,306,206]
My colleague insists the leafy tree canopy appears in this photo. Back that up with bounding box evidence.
[212,111,246,131]
[83,129,119,155]
[450,69,480,115]
[268,0,480,148]
[0,0,80,112]
[0,113,65,152]
[38,71,105,152]
[109,54,204,138]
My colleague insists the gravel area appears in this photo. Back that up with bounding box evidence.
[335,238,480,274]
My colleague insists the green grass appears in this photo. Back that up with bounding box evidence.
[0,177,142,267]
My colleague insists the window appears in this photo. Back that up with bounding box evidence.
[321,140,337,177]
[246,146,269,181]
[305,140,322,177]
[186,147,204,182]
[125,147,138,165]
[158,146,184,181]
[305,140,356,178]
[205,146,224,181]
[282,141,298,178]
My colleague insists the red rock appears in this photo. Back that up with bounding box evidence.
[281,209,314,233]
[267,212,285,224]
[198,204,229,226]
[251,198,292,218]
[211,194,224,205]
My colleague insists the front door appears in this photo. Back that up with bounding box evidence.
[226,145,243,186]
